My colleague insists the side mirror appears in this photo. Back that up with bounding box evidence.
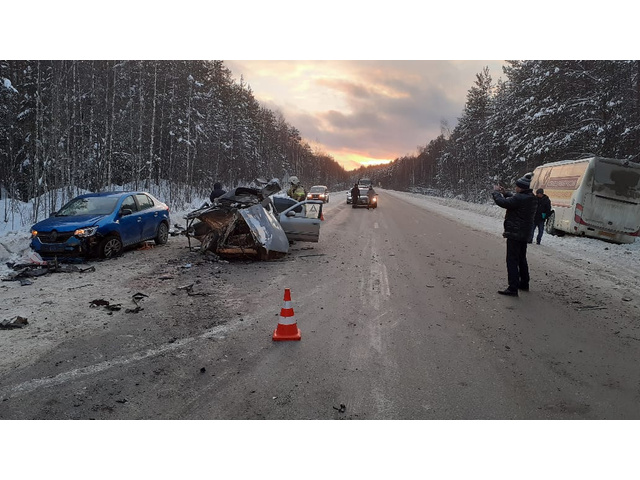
[285,211,297,217]
[121,208,133,216]
[49,211,57,217]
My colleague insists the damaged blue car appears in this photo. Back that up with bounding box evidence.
[30,191,170,259]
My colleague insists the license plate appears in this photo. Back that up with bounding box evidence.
[598,230,615,238]
[40,244,65,252]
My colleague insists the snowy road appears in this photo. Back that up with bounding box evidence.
[0,190,639,419]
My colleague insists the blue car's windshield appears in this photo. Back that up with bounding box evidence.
[57,197,119,216]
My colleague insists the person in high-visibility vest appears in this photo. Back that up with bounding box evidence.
[287,176,306,201]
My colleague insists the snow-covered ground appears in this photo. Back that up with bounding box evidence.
[2,189,638,288]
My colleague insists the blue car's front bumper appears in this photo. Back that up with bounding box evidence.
[30,234,98,259]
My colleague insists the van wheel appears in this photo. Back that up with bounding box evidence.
[545,212,557,235]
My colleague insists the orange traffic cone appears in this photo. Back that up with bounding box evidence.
[272,288,301,341]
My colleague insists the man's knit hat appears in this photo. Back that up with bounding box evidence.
[515,172,533,189]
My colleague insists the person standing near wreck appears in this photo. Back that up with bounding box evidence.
[209,182,226,203]
[350,183,359,209]
[287,176,306,202]
[491,172,537,297]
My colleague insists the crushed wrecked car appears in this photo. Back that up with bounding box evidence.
[30,191,170,259]
[185,179,323,260]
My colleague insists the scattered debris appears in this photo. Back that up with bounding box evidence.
[0,316,29,329]
[576,305,607,311]
[89,299,110,307]
[89,299,122,311]
[68,284,94,290]
[125,292,148,313]
[333,403,346,413]
[2,259,95,284]
[170,224,187,236]
[200,367,206,373]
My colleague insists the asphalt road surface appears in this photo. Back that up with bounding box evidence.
[1,190,639,419]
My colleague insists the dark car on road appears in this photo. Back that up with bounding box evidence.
[30,191,170,259]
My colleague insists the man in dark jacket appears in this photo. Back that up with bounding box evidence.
[528,188,552,245]
[209,182,226,203]
[492,172,537,297]
[350,183,360,209]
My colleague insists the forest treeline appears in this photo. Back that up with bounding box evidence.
[2,60,640,225]
[362,60,640,201]
[0,60,349,221]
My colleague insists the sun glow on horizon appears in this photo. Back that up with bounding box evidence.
[329,151,393,171]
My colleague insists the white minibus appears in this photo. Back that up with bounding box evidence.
[530,157,640,244]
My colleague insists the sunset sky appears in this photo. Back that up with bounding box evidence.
[11,2,627,173]
[225,60,506,171]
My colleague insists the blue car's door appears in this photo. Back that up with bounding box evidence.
[135,193,160,240]
[118,195,143,246]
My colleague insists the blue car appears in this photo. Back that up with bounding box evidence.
[30,191,170,259]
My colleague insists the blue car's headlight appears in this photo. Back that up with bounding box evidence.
[74,226,98,237]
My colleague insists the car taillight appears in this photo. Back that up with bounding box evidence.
[574,203,587,225]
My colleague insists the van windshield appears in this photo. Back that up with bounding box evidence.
[593,161,640,201]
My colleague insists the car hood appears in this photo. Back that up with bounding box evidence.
[31,214,107,232]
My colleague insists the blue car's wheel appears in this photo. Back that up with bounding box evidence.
[99,235,123,259]
[155,222,169,245]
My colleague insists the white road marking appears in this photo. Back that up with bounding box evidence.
[0,323,235,398]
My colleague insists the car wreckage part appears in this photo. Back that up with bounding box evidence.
[188,204,289,260]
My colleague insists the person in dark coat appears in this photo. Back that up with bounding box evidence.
[528,188,552,245]
[366,185,377,209]
[492,172,537,296]
[209,182,226,203]
[350,183,360,209]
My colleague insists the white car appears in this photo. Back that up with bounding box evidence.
[307,185,330,203]
[272,197,324,242]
